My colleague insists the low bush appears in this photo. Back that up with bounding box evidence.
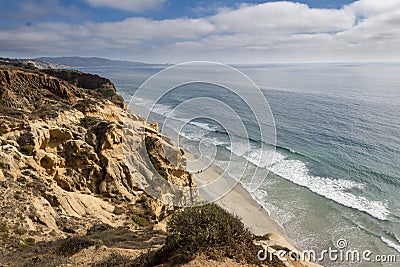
[132,215,151,227]
[19,144,34,156]
[0,222,8,233]
[132,204,268,266]
[56,237,95,256]
[80,116,101,128]
[92,253,131,267]
[100,90,116,99]
[24,237,35,246]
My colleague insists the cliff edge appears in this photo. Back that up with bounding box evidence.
[0,64,285,267]
[0,65,194,266]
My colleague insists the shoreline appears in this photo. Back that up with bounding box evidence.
[184,152,323,267]
[184,152,296,247]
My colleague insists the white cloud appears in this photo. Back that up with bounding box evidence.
[211,2,354,34]
[345,0,400,16]
[1,0,400,63]
[84,0,166,12]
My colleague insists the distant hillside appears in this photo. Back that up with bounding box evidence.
[35,56,166,68]
[0,57,67,69]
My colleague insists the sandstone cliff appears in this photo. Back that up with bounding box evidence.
[0,64,283,267]
[0,65,193,266]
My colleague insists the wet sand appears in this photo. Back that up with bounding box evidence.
[184,152,293,242]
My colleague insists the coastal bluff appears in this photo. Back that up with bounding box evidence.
[0,64,289,266]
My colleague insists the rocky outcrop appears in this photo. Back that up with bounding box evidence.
[0,65,191,266]
[0,68,79,111]
[43,69,126,109]
[145,133,192,188]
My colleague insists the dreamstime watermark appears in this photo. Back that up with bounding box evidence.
[257,239,398,264]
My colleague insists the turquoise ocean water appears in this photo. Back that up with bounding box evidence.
[78,63,400,266]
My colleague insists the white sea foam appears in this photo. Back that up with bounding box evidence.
[227,141,250,157]
[179,129,230,148]
[179,131,203,142]
[226,143,283,168]
[131,97,175,117]
[245,148,284,168]
[381,237,400,253]
[252,189,295,228]
[253,189,268,202]
[226,142,390,220]
[134,96,390,221]
[153,103,174,116]
[270,155,390,221]
[133,97,224,136]
[190,121,220,132]
[132,96,153,108]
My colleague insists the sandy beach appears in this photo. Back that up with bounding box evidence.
[184,152,323,267]
[184,152,294,243]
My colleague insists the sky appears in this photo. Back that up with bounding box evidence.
[0,0,399,63]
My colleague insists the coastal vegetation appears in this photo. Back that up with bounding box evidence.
[132,204,284,266]
[0,62,286,266]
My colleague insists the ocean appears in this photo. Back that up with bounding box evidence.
[78,62,400,266]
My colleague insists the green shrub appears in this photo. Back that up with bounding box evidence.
[100,90,115,99]
[73,98,99,113]
[24,63,36,70]
[24,237,35,246]
[113,206,125,215]
[15,228,27,235]
[0,223,8,233]
[167,204,254,258]
[132,204,265,266]
[92,252,131,267]
[80,116,101,128]
[19,145,34,156]
[56,237,95,256]
[132,215,151,227]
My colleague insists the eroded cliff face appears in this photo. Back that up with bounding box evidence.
[0,65,192,266]
[42,69,126,109]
